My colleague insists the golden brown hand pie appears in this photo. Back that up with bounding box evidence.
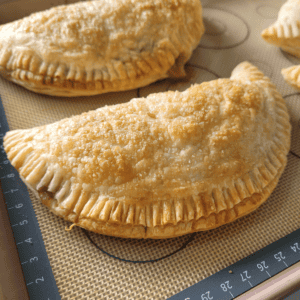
[261,0,300,90]
[3,62,291,239]
[0,0,204,97]
[282,64,300,89]
[261,0,300,58]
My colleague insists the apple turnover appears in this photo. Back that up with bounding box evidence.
[282,65,300,90]
[0,0,204,97]
[3,62,291,239]
[261,0,300,58]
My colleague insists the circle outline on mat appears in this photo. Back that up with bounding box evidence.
[256,5,278,19]
[198,7,250,50]
[290,151,300,159]
[136,63,220,98]
[204,18,227,36]
[83,229,197,263]
[283,93,300,160]
[280,49,300,64]
[283,92,300,99]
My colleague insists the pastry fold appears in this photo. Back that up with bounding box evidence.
[0,0,204,96]
[4,62,291,238]
[282,64,300,89]
[261,0,300,57]
[262,0,300,90]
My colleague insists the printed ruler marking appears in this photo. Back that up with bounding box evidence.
[168,228,300,300]
[0,96,61,300]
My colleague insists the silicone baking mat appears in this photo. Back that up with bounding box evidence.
[1,0,300,299]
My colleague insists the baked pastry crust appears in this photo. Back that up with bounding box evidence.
[4,62,291,239]
[261,0,300,57]
[0,0,204,97]
[282,64,300,89]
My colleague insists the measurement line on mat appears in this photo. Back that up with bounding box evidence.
[168,228,300,300]
[1,94,299,300]
[0,96,61,300]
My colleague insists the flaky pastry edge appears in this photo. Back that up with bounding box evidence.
[0,7,204,97]
[282,65,300,90]
[261,0,300,57]
[3,63,291,238]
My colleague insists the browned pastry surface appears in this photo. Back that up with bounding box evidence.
[0,0,204,96]
[3,62,291,238]
[261,0,300,89]
[261,0,300,58]
[282,65,300,89]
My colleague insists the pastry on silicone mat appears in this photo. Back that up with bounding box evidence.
[261,0,300,90]
[261,0,300,57]
[3,62,291,239]
[0,0,204,97]
[282,64,300,89]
